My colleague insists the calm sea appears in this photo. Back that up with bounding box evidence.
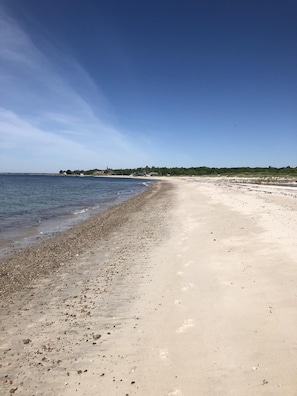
[0,174,152,257]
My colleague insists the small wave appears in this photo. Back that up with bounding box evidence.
[73,208,89,215]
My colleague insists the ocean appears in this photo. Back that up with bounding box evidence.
[0,174,152,257]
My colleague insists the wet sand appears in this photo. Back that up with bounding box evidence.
[1,178,297,395]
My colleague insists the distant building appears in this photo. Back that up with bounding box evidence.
[149,172,159,176]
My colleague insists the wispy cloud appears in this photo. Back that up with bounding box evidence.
[0,7,149,172]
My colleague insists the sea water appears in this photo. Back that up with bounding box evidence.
[0,174,152,257]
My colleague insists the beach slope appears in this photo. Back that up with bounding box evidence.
[1,178,297,395]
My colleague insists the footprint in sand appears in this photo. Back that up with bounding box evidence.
[159,348,170,360]
[168,389,184,396]
[179,232,187,240]
[181,283,195,291]
[176,319,195,333]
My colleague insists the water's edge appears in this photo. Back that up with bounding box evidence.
[0,181,168,300]
[0,176,155,258]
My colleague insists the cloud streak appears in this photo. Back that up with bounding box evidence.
[0,7,149,172]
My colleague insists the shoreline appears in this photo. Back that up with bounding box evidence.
[1,178,297,395]
[0,180,167,301]
[0,174,153,260]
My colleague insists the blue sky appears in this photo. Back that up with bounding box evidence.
[0,0,296,172]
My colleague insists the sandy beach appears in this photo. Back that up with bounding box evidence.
[1,178,297,395]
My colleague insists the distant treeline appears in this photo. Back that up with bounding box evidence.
[60,166,297,178]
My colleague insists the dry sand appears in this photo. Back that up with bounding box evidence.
[1,178,297,395]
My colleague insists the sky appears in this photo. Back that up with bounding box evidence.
[0,0,296,173]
